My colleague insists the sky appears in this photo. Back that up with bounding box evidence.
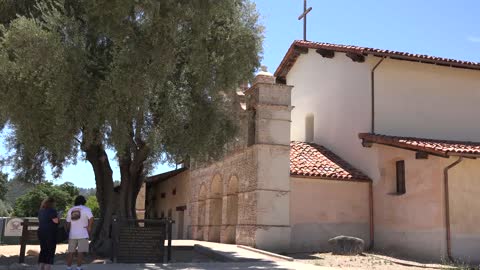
[1,0,480,188]
[254,0,480,71]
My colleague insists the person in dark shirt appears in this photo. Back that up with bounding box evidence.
[37,197,59,270]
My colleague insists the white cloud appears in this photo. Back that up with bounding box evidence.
[467,36,480,43]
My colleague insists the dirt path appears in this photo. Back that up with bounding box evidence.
[0,244,104,265]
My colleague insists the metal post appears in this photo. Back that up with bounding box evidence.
[303,0,307,40]
[298,0,312,41]
[111,215,118,263]
[167,219,172,262]
[19,219,28,263]
[0,218,5,245]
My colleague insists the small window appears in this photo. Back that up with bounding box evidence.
[160,192,166,199]
[172,188,176,196]
[396,160,406,194]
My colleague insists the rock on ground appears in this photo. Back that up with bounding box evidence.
[328,235,365,255]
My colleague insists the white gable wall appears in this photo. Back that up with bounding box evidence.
[286,47,480,261]
[287,49,381,181]
[287,49,480,181]
[375,59,480,141]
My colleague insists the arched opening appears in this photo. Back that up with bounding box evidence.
[197,184,207,240]
[224,176,239,244]
[208,175,223,242]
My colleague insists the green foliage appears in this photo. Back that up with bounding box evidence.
[12,182,77,217]
[0,0,39,25]
[0,199,12,216]
[58,182,80,198]
[0,171,7,200]
[0,172,8,216]
[0,0,263,183]
[5,176,34,205]
[85,196,100,218]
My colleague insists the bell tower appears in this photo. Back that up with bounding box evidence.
[241,67,293,251]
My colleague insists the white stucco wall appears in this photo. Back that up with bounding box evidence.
[375,60,480,141]
[372,144,480,263]
[286,48,480,261]
[287,49,480,183]
[286,49,380,182]
[449,158,480,264]
[154,170,190,239]
[372,145,447,261]
[290,177,370,252]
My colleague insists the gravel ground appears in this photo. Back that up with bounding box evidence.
[290,252,460,270]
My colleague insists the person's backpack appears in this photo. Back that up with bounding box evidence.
[57,222,69,243]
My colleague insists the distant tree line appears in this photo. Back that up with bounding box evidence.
[0,176,99,218]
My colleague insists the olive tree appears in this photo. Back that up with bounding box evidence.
[0,0,262,254]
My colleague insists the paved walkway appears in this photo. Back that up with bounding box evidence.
[51,262,333,270]
[184,240,291,262]
[49,240,335,270]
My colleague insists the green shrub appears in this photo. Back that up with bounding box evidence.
[13,182,79,217]
[85,196,100,218]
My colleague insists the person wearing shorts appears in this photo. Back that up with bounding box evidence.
[66,196,94,270]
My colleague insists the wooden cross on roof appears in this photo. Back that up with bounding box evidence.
[298,0,313,41]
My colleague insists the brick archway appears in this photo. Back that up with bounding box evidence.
[197,184,207,240]
[224,175,239,244]
[208,174,223,242]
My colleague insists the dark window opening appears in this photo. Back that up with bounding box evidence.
[396,160,406,194]
[305,114,314,142]
[247,111,256,146]
[172,188,176,195]
[160,192,166,198]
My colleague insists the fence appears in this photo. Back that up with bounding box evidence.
[1,217,32,245]
[16,217,173,263]
[18,219,40,263]
[0,217,6,244]
[111,217,174,263]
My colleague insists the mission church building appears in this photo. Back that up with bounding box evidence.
[145,40,480,263]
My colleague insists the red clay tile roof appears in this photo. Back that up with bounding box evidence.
[146,168,187,184]
[275,40,480,81]
[290,141,371,181]
[359,133,480,157]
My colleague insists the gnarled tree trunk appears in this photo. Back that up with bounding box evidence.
[86,142,148,256]
[86,144,116,256]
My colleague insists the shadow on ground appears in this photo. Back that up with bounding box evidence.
[0,251,106,266]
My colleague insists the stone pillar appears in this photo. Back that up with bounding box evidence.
[220,195,229,243]
[243,67,293,251]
